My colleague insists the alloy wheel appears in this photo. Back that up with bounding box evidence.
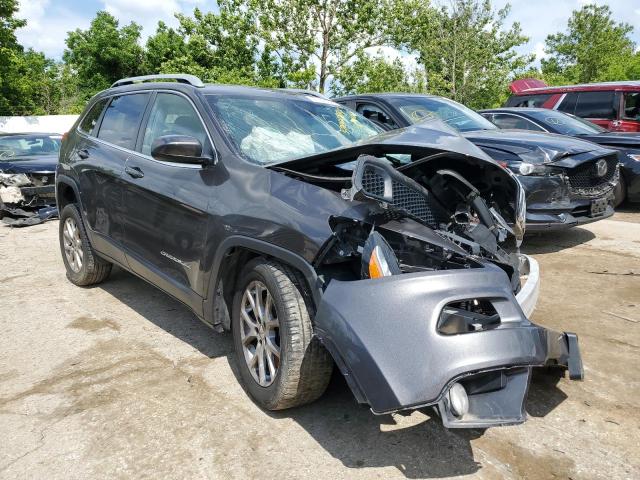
[62,217,83,273]
[240,280,281,387]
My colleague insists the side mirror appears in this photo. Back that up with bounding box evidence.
[150,135,214,165]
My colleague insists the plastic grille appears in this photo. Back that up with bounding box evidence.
[567,156,618,195]
[361,168,385,197]
[360,165,444,227]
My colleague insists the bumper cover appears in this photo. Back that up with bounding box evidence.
[516,173,615,231]
[314,260,582,428]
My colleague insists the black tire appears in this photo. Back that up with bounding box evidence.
[232,258,333,410]
[613,176,626,208]
[59,204,112,286]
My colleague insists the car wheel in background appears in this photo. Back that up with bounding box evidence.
[59,204,112,286]
[232,258,333,410]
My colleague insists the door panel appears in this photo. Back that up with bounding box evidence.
[120,92,213,307]
[122,156,210,298]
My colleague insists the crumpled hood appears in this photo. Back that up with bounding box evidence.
[462,129,607,160]
[274,119,495,169]
[0,154,58,173]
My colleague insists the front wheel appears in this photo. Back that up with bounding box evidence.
[232,259,333,410]
[59,204,112,286]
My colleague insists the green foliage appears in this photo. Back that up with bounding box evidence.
[4,1,640,116]
[252,0,390,92]
[146,2,281,87]
[63,11,144,102]
[331,52,425,96]
[392,0,532,109]
[542,5,637,84]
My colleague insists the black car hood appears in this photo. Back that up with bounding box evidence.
[462,129,606,160]
[274,120,495,169]
[575,132,640,149]
[0,154,58,173]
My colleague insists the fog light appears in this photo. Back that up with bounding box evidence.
[448,383,469,418]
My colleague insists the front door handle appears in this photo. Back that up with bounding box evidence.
[78,149,89,159]
[125,165,144,179]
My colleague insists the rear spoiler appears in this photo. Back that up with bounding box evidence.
[509,78,548,94]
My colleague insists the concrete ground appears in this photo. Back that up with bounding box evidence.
[0,211,639,480]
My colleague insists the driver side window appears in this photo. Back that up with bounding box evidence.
[141,93,209,156]
[356,103,398,129]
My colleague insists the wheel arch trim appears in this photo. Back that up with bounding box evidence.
[203,236,323,322]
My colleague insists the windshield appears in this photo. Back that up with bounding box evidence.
[0,134,61,160]
[389,96,497,132]
[526,110,607,135]
[207,94,381,165]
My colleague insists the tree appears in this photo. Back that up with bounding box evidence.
[392,0,531,109]
[146,2,282,86]
[143,21,188,74]
[0,0,26,114]
[331,52,425,96]
[63,11,144,102]
[252,0,390,93]
[0,0,64,115]
[542,4,636,84]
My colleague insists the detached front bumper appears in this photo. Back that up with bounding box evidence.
[314,260,583,428]
[0,179,58,227]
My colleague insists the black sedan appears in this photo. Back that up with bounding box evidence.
[479,107,640,206]
[335,94,620,231]
[0,132,60,226]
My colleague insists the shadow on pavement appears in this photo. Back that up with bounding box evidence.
[526,368,568,418]
[274,371,488,478]
[97,267,569,478]
[98,267,233,360]
[522,227,595,255]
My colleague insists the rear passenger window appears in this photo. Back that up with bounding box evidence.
[490,114,544,131]
[79,98,108,135]
[141,93,209,155]
[97,94,150,149]
[574,91,615,119]
[504,94,552,108]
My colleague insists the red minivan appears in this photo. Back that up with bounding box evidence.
[506,78,640,132]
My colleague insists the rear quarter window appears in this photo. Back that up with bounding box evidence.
[504,94,552,108]
[79,98,109,135]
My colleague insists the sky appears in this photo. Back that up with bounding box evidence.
[15,0,640,64]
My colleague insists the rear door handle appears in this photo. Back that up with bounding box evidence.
[78,149,89,159]
[125,165,144,179]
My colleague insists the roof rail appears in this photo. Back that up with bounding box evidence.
[111,74,205,89]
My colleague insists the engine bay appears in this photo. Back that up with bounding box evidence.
[274,152,525,292]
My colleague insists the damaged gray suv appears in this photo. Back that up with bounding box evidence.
[56,75,583,428]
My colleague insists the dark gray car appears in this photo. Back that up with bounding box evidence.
[336,94,620,231]
[56,75,582,429]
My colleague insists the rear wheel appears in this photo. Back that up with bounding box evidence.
[232,259,333,410]
[613,176,626,208]
[59,204,112,286]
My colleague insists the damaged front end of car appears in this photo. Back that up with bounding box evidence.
[0,169,58,227]
[273,133,583,428]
